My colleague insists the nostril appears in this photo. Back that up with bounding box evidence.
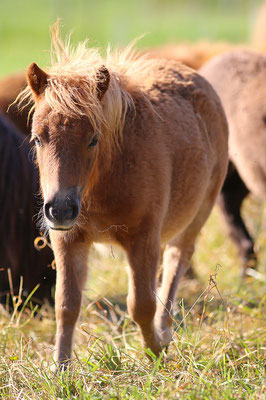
[72,203,79,220]
[44,197,80,225]
[44,202,53,220]
[50,207,60,220]
[44,202,61,221]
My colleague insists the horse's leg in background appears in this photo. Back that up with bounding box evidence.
[218,161,256,275]
[124,231,162,356]
[154,197,217,348]
[50,231,90,367]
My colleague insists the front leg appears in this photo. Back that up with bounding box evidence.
[123,231,162,356]
[50,230,90,367]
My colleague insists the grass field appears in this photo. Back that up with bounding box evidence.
[0,202,265,399]
[0,0,266,399]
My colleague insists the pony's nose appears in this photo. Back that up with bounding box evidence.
[44,198,80,227]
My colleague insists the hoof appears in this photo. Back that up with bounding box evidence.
[184,265,196,279]
[240,259,257,278]
[240,248,257,278]
[154,317,173,348]
[158,326,172,348]
[50,361,70,374]
[144,345,167,361]
[143,328,172,361]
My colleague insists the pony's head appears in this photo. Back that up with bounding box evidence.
[22,30,150,232]
[27,61,110,231]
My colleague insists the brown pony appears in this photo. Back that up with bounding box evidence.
[0,114,55,306]
[145,41,237,70]
[200,50,266,274]
[20,33,228,366]
[0,71,31,134]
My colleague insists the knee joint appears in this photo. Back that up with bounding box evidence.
[56,305,80,326]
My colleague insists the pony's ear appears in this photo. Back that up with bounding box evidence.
[96,66,110,100]
[27,63,48,98]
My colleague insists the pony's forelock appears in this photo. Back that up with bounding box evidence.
[17,27,154,145]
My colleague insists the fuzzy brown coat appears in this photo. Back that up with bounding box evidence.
[26,41,228,366]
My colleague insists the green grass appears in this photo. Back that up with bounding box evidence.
[0,198,265,399]
[0,0,262,75]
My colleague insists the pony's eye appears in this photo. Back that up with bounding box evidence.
[32,134,42,147]
[89,136,98,148]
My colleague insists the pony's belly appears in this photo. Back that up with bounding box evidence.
[236,161,266,199]
[161,206,200,245]
[160,163,212,244]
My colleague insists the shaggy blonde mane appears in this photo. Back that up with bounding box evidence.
[18,25,154,143]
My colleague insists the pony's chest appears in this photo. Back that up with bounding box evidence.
[81,181,140,236]
[81,203,141,244]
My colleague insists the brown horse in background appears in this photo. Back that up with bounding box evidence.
[20,30,228,367]
[145,41,238,70]
[0,114,55,306]
[0,71,31,134]
[200,50,266,274]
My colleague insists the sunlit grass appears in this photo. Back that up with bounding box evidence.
[0,198,265,399]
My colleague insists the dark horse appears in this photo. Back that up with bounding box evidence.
[0,114,55,306]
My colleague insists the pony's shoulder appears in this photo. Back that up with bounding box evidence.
[141,58,196,85]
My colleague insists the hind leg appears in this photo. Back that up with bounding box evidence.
[155,194,219,347]
[218,161,256,275]
[154,240,194,347]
